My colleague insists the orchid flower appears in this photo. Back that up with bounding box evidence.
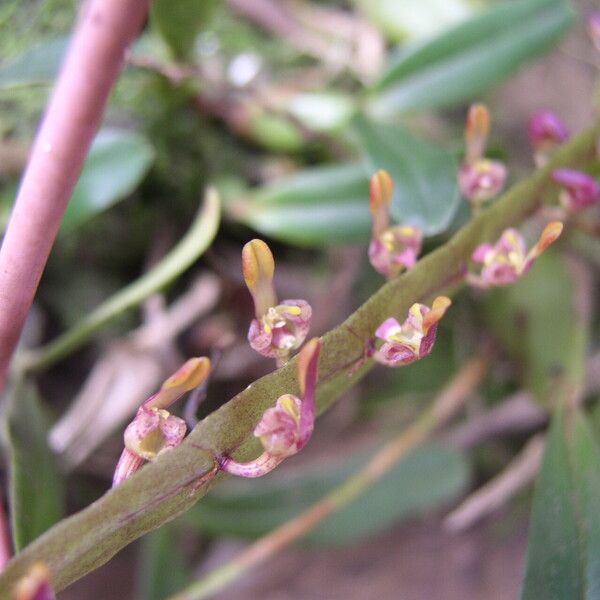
[552,169,600,212]
[528,111,569,166]
[467,222,563,289]
[112,356,211,487]
[219,337,321,477]
[368,170,423,278]
[243,239,312,365]
[459,103,507,208]
[374,297,451,367]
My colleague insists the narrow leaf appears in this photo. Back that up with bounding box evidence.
[0,37,68,89]
[5,381,65,551]
[352,114,459,235]
[370,0,573,115]
[226,162,371,246]
[62,129,155,232]
[521,408,600,599]
[151,0,216,60]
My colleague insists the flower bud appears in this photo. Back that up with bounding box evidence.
[374,297,451,367]
[528,111,569,165]
[368,170,423,278]
[465,103,490,164]
[552,169,600,212]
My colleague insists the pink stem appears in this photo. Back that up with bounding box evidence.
[0,0,150,391]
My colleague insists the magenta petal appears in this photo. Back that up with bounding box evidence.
[419,324,439,358]
[374,341,417,367]
[472,243,493,263]
[375,318,402,341]
[248,318,276,358]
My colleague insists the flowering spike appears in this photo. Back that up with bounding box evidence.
[551,169,600,212]
[242,239,277,318]
[468,223,563,288]
[112,357,210,487]
[13,562,55,600]
[369,169,394,236]
[368,171,423,278]
[145,357,211,410]
[220,338,322,478]
[528,111,569,165]
[243,239,312,363]
[373,297,451,367]
[465,103,490,164]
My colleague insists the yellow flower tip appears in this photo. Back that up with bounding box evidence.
[369,169,394,213]
[279,393,301,423]
[466,103,490,140]
[424,296,452,332]
[297,337,321,396]
[162,356,211,393]
[242,238,275,291]
[538,221,564,251]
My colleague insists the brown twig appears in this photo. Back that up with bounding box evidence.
[444,435,545,532]
[0,0,150,392]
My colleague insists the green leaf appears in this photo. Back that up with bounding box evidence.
[0,37,68,89]
[138,527,189,600]
[61,129,155,233]
[521,408,600,599]
[352,114,459,235]
[483,251,586,404]
[5,381,65,551]
[186,444,469,544]
[369,0,573,115]
[151,0,216,60]
[0,125,596,596]
[225,162,371,246]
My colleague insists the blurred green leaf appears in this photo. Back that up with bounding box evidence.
[483,251,585,404]
[61,129,155,232]
[226,162,371,246]
[186,443,469,545]
[352,114,459,235]
[139,527,189,600]
[5,380,65,551]
[370,0,573,115]
[521,408,600,599]
[0,36,68,89]
[286,92,356,133]
[151,0,216,60]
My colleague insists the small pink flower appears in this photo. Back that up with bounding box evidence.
[552,169,600,212]
[368,170,422,278]
[458,159,507,205]
[460,104,507,207]
[112,357,211,487]
[220,338,321,477]
[528,111,569,166]
[468,222,563,289]
[13,562,55,600]
[243,239,312,364]
[374,297,451,367]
